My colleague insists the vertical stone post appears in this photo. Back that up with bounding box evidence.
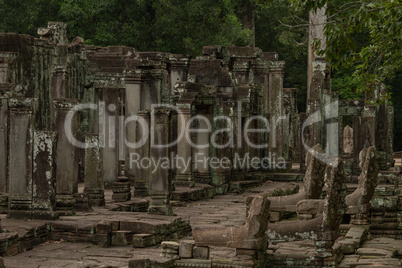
[307,7,327,100]
[32,131,58,219]
[7,99,35,218]
[210,105,231,186]
[133,110,151,197]
[124,82,142,184]
[175,107,194,187]
[148,108,173,216]
[0,97,8,192]
[51,66,67,99]
[386,106,394,167]
[194,112,212,184]
[53,99,79,215]
[268,61,285,162]
[299,113,308,171]
[99,88,120,187]
[84,134,105,206]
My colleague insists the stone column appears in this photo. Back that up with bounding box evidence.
[8,99,35,218]
[210,106,230,186]
[53,99,79,215]
[268,61,285,161]
[0,97,8,192]
[148,108,173,216]
[133,110,151,197]
[307,6,327,101]
[32,131,58,219]
[99,88,120,187]
[174,107,194,187]
[83,134,105,206]
[386,105,394,166]
[194,112,212,184]
[299,113,308,171]
[124,82,142,184]
[51,66,67,99]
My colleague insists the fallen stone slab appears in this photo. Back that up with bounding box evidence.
[356,248,394,258]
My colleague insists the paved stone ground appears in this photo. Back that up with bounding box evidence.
[3,180,401,267]
[2,180,292,267]
[340,237,402,267]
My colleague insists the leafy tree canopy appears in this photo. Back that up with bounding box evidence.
[289,0,402,103]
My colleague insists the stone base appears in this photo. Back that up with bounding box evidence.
[148,205,174,216]
[113,192,132,202]
[112,178,132,202]
[73,193,93,211]
[7,209,58,220]
[194,172,211,185]
[132,234,156,248]
[174,174,195,188]
[148,196,174,216]
[55,194,76,216]
[0,195,9,214]
[84,188,105,206]
[134,181,149,197]
[211,172,229,186]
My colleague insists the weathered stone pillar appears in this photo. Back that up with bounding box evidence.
[54,99,79,215]
[386,105,394,167]
[83,134,105,206]
[175,107,194,187]
[7,99,35,218]
[210,106,231,186]
[0,97,8,192]
[283,88,299,161]
[299,113,308,171]
[194,112,212,184]
[268,61,285,161]
[133,110,150,197]
[51,66,67,99]
[124,82,142,184]
[31,131,58,219]
[148,108,173,216]
[99,88,120,187]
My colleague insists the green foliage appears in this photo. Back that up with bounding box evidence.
[289,0,402,103]
[58,0,253,55]
[0,0,61,35]
[255,0,309,112]
[331,68,364,100]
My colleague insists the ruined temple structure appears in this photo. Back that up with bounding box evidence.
[0,22,301,218]
[0,22,401,268]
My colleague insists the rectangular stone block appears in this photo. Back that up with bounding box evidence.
[132,234,155,248]
[112,230,133,246]
[96,223,111,234]
[179,240,194,258]
[193,246,209,259]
